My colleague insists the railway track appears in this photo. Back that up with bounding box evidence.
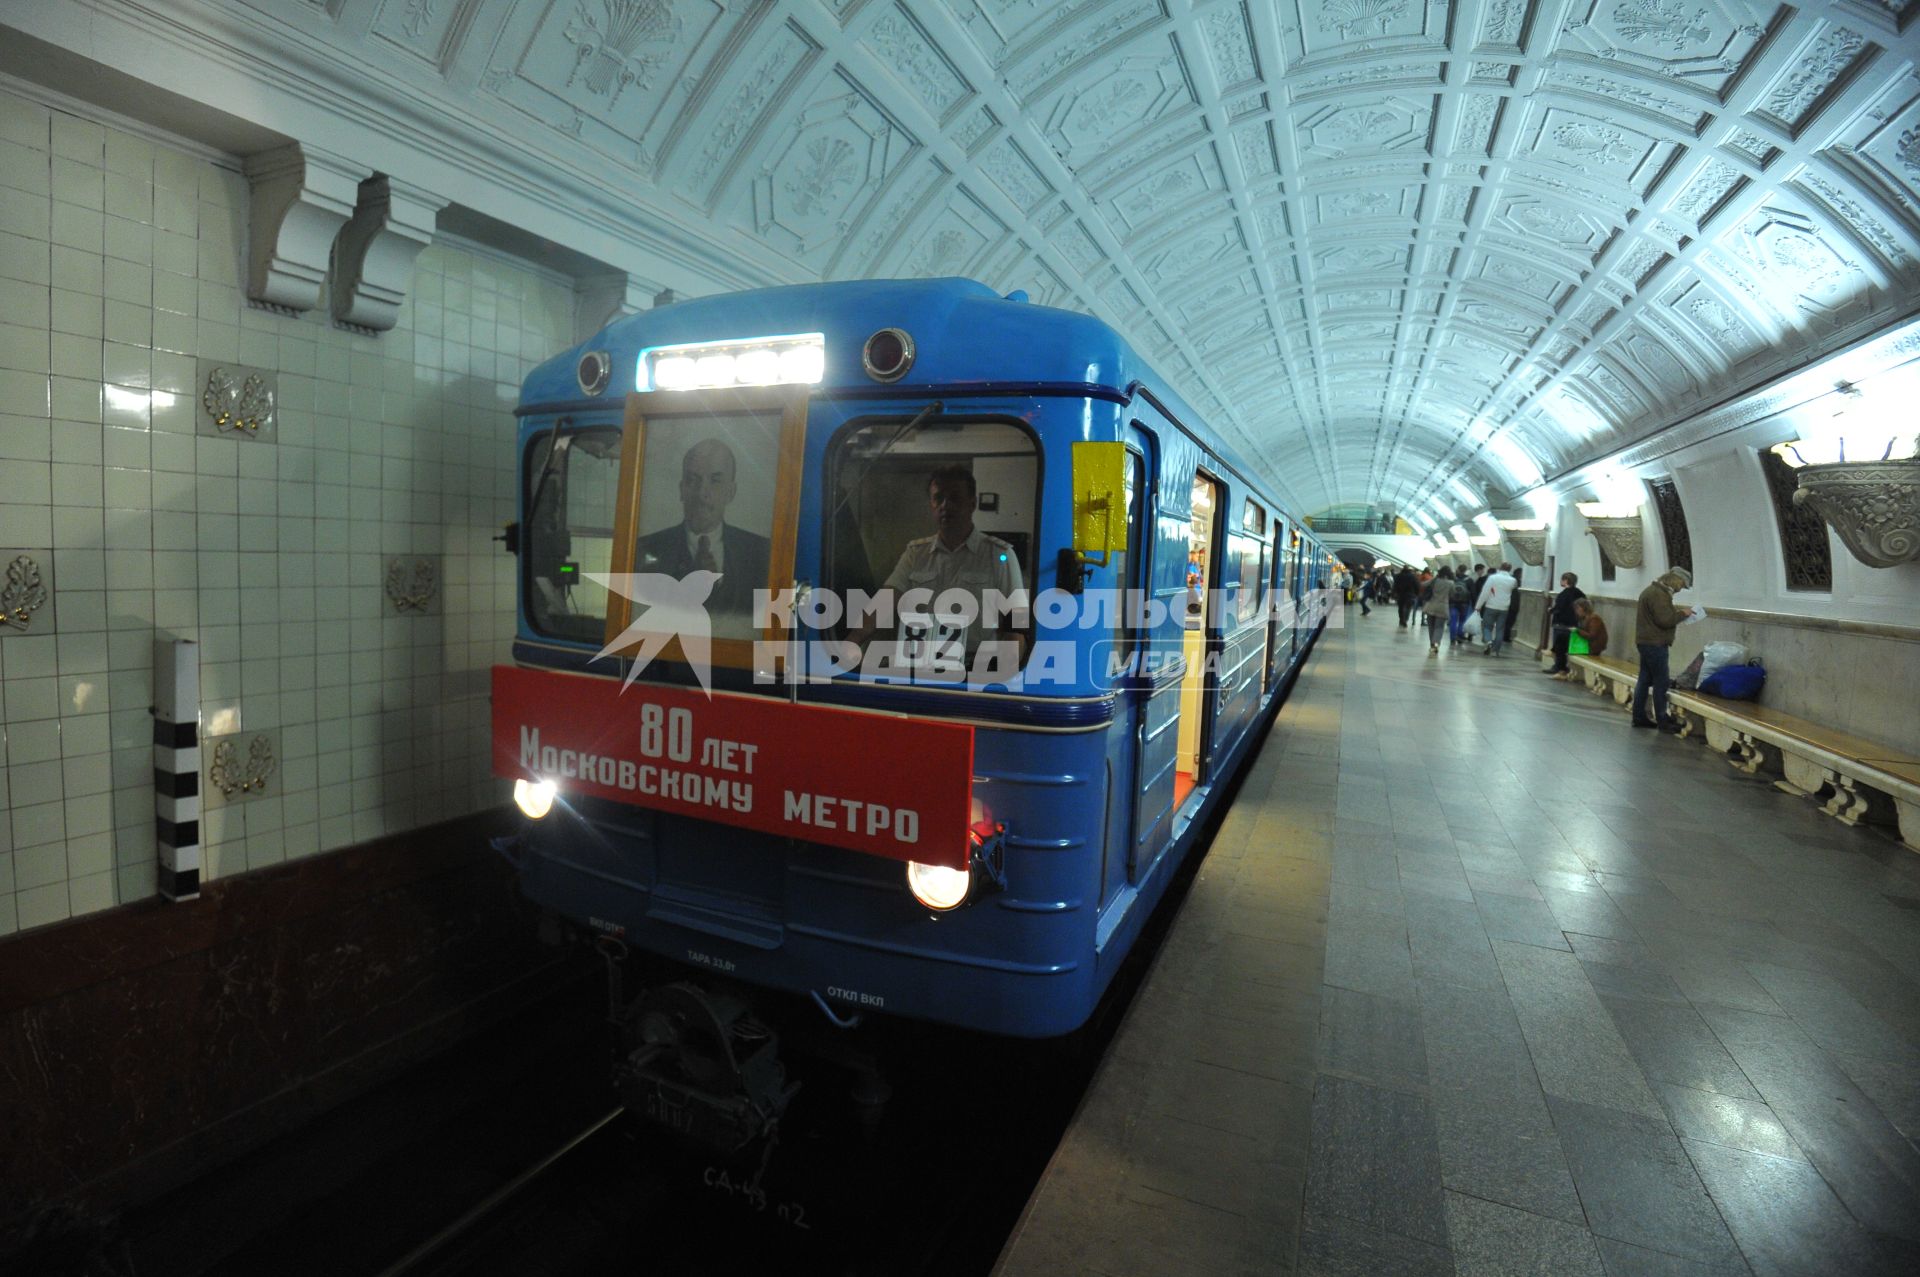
[108,722,1261,1277]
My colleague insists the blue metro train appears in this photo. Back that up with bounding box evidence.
[495,277,1330,1141]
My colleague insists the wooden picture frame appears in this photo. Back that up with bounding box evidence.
[602,385,808,673]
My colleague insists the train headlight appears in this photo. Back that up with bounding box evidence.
[906,860,970,912]
[639,333,825,391]
[514,777,557,820]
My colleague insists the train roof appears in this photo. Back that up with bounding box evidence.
[526,277,1168,412]
[520,276,1296,521]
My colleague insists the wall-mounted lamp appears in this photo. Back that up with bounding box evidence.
[1575,500,1645,568]
[1497,519,1548,567]
[1771,381,1920,568]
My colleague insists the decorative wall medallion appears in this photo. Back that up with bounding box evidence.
[386,557,440,612]
[1792,460,1920,569]
[1,553,50,632]
[198,361,278,441]
[210,735,277,799]
[1585,515,1647,567]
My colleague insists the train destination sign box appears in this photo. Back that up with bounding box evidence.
[491,666,976,869]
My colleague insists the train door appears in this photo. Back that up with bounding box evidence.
[1282,525,1302,662]
[1129,431,1190,884]
[1174,471,1224,797]
[1099,439,1149,918]
[1266,516,1285,690]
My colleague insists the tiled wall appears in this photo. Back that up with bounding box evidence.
[0,85,575,935]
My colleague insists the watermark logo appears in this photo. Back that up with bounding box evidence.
[589,571,721,694]
[582,578,1349,692]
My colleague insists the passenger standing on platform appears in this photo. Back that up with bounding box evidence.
[1358,568,1373,616]
[1505,567,1525,644]
[1422,567,1456,657]
[1544,572,1586,676]
[1455,564,1487,645]
[1632,568,1694,730]
[1394,565,1419,628]
[1477,562,1518,656]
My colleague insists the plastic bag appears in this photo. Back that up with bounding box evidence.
[1463,612,1482,640]
[1569,631,1590,656]
[1700,661,1766,700]
[1695,641,1746,686]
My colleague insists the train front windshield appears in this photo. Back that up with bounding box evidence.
[825,415,1040,672]
[522,396,1044,686]
[524,426,623,644]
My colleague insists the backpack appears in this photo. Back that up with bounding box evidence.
[1698,660,1766,701]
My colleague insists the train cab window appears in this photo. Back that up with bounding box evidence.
[828,416,1038,680]
[524,426,624,643]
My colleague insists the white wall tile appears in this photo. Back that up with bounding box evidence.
[0,86,571,921]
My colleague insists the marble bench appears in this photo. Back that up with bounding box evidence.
[1666,693,1920,852]
[1566,652,1637,706]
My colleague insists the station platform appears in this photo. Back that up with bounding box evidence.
[997,610,1920,1277]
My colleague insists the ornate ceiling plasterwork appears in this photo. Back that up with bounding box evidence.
[26,0,1920,513]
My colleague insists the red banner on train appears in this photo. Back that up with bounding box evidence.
[491,666,976,869]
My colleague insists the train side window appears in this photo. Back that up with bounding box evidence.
[1237,500,1269,625]
[827,416,1039,678]
[524,426,624,644]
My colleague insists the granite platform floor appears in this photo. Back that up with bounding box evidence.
[996,608,1920,1277]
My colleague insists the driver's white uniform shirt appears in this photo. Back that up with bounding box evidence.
[881,528,1026,650]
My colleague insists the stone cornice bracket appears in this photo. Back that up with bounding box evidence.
[1792,460,1920,569]
[1504,532,1547,567]
[332,175,448,334]
[575,270,655,344]
[1585,515,1646,569]
[243,144,367,315]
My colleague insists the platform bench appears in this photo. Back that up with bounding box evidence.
[1666,693,1920,851]
[1567,652,1638,707]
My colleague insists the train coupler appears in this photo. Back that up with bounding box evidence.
[614,982,799,1155]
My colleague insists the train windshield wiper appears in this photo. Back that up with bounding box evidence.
[829,401,942,525]
[526,417,573,521]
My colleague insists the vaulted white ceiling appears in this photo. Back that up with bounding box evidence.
[24,0,1920,514]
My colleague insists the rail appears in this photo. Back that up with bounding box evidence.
[375,1105,628,1277]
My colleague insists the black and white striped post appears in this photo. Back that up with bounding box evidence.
[153,638,201,902]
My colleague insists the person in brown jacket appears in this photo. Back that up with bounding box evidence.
[1551,599,1609,680]
[1632,568,1694,731]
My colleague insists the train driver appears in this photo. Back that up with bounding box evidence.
[851,464,1027,669]
[633,438,772,632]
